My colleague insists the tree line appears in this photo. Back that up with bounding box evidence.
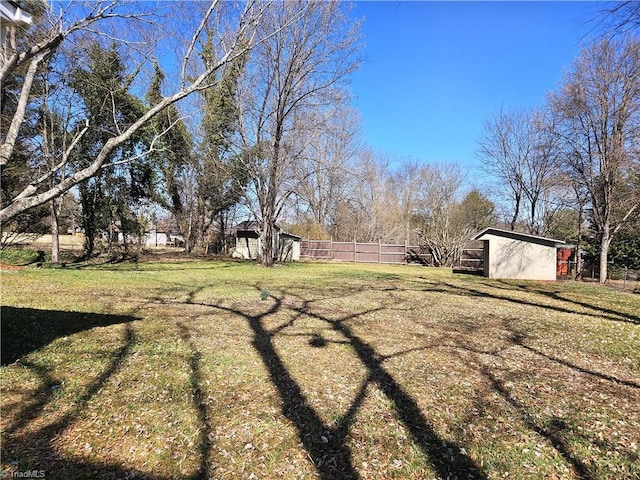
[477,36,640,282]
[1,1,638,281]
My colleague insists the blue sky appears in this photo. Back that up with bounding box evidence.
[348,1,605,180]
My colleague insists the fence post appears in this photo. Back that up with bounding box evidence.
[378,241,381,263]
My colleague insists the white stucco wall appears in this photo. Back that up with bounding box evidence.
[291,240,300,261]
[484,234,557,281]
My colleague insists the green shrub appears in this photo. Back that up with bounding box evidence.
[0,248,51,265]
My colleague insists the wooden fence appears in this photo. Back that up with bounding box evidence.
[457,248,483,270]
[300,240,483,268]
[301,240,430,264]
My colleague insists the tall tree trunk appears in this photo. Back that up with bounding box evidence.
[260,131,281,267]
[262,212,275,267]
[509,192,521,231]
[574,202,584,280]
[599,223,612,283]
[50,199,60,263]
[80,185,96,257]
[217,216,226,254]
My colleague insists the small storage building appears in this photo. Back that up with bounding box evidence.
[233,221,301,261]
[473,228,564,281]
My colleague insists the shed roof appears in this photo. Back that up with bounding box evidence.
[473,227,565,247]
[235,221,302,239]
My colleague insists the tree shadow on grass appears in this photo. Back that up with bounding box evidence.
[427,281,640,389]
[509,332,640,390]
[177,322,215,480]
[2,309,219,480]
[2,322,144,479]
[215,296,362,479]
[190,276,635,480]
[207,289,488,480]
[488,279,640,325]
[436,280,640,325]
[447,323,639,480]
[290,298,488,480]
[476,362,597,480]
[1,306,140,365]
[527,285,640,325]
[289,278,636,480]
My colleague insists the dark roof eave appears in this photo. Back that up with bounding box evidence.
[473,227,565,246]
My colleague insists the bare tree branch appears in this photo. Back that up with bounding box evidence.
[0,1,271,224]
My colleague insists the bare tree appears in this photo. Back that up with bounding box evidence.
[291,106,361,237]
[325,149,413,243]
[0,0,274,225]
[549,38,640,283]
[388,159,427,244]
[412,164,470,267]
[238,0,361,266]
[477,107,530,231]
[477,106,564,235]
[596,1,640,36]
[524,108,570,235]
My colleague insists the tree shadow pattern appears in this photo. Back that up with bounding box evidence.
[177,322,215,480]
[2,320,141,478]
[2,274,638,479]
[204,289,488,480]
[1,306,138,365]
[2,310,221,479]
[492,280,640,325]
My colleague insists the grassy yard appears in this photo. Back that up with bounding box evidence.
[1,259,639,480]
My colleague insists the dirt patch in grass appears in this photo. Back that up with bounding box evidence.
[2,262,639,479]
[0,264,25,271]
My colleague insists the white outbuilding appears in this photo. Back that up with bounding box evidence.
[473,227,564,281]
[232,221,301,262]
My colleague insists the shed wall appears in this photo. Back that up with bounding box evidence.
[279,236,301,261]
[486,235,557,280]
[235,236,261,260]
[235,233,300,261]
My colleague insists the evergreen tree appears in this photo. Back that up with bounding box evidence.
[71,43,151,256]
[197,42,248,253]
[145,61,195,250]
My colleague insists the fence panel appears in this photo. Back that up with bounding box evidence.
[355,243,378,263]
[301,240,332,259]
[332,242,355,262]
[458,248,483,270]
[380,244,407,264]
[300,240,481,267]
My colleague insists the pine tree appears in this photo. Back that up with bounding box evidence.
[71,43,150,256]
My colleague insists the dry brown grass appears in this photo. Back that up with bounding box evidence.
[1,261,639,479]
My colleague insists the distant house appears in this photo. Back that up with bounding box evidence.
[143,230,169,247]
[233,221,301,261]
[556,245,577,278]
[473,227,564,281]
